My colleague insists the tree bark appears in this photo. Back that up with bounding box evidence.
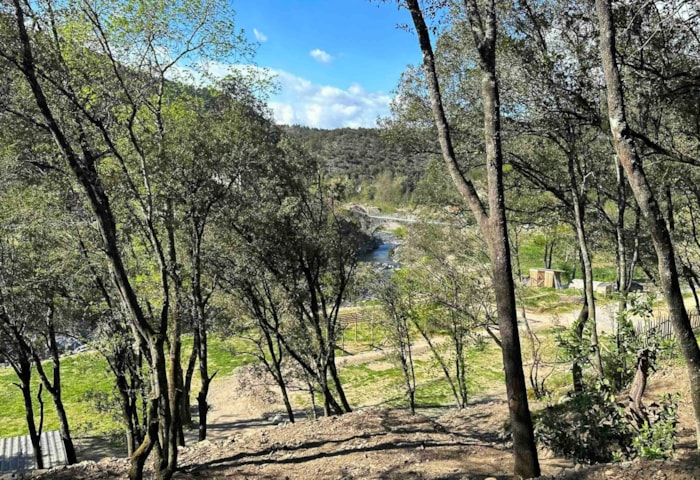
[570,187,604,378]
[404,1,540,476]
[595,0,700,448]
[33,316,77,464]
[20,381,43,470]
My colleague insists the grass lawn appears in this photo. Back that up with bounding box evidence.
[0,353,113,438]
[338,340,505,409]
[0,335,255,439]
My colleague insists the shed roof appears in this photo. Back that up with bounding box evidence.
[0,430,67,473]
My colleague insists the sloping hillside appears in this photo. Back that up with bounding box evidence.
[283,126,429,187]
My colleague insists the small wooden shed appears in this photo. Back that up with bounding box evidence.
[529,268,564,289]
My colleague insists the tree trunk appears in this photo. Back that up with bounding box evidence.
[128,398,158,480]
[571,190,604,378]
[327,351,352,413]
[182,338,197,429]
[274,373,296,423]
[405,1,540,476]
[480,27,541,480]
[24,389,43,469]
[488,225,540,479]
[572,302,589,393]
[595,0,700,448]
[616,158,629,307]
[116,374,138,457]
[196,321,212,441]
[34,316,77,464]
[688,273,700,315]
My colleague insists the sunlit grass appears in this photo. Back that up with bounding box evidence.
[0,335,255,439]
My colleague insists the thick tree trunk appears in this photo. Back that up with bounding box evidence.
[488,223,540,479]
[595,0,700,448]
[405,1,540,476]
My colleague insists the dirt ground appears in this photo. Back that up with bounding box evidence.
[22,359,700,480]
[17,303,700,480]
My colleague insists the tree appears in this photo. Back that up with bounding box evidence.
[397,1,540,476]
[221,262,297,422]
[398,222,497,409]
[218,145,362,416]
[0,1,248,477]
[0,197,72,467]
[375,274,418,414]
[594,0,700,449]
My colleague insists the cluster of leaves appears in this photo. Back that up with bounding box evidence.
[536,381,679,463]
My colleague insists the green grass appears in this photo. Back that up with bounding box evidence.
[0,353,114,438]
[0,335,255,439]
[337,340,505,409]
[183,335,256,378]
[521,287,583,314]
[516,233,576,284]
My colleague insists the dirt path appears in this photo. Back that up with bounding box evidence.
[200,307,572,444]
[202,336,452,442]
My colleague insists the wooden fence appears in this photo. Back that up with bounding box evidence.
[634,312,700,353]
[337,307,384,348]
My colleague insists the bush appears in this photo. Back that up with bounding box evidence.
[632,393,679,460]
[536,381,678,464]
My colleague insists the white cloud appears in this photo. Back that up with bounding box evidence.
[310,48,333,64]
[170,61,390,129]
[269,72,390,129]
[253,28,268,42]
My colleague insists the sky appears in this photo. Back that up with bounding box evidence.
[230,0,421,129]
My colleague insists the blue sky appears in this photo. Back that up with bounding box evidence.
[231,1,421,129]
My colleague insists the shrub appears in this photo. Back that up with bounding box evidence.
[536,381,678,464]
[632,393,679,460]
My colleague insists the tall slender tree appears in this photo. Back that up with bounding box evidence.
[595,0,700,448]
[399,1,540,477]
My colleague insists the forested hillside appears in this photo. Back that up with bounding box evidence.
[283,126,461,207]
[283,126,423,182]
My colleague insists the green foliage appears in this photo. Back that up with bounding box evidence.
[390,226,408,239]
[411,157,462,207]
[602,294,675,389]
[633,394,679,460]
[536,381,632,464]
[284,126,429,204]
[536,381,679,463]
